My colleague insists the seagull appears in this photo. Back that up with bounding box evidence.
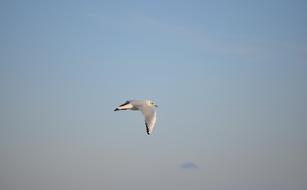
[114,100,158,135]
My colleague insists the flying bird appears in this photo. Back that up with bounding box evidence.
[114,100,158,135]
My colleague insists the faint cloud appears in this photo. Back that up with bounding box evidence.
[102,13,261,57]
[179,161,199,170]
[130,15,259,56]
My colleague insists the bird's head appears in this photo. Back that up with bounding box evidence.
[146,100,158,108]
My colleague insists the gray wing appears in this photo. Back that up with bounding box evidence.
[138,106,157,135]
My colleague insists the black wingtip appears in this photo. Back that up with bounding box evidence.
[114,108,119,111]
[145,122,150,135]
[119,101,130,107]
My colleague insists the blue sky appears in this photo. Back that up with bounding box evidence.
[1,1,307,190]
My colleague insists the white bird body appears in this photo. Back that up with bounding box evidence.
[114,100,158,135]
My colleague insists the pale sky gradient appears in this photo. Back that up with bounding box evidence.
[1,1,307,190]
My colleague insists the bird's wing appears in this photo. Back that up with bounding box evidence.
[138,106,157,135]
[119,101,130,107]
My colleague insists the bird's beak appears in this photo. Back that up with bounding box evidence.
[155,105,158,108]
